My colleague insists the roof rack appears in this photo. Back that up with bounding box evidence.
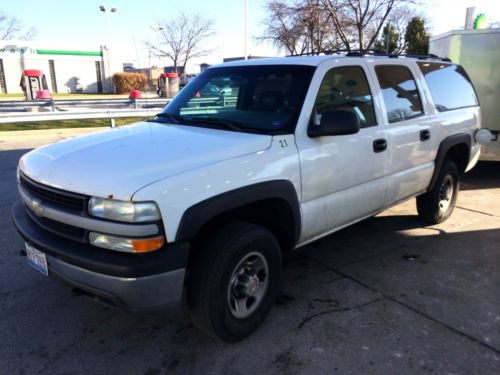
[286,49,451,62]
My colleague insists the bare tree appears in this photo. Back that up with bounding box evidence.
[0,11,36,40]
[259,0,307,55]
[260,0,341,55]
[321,0,413,52]
[301,0,341,54]
[147,12,215,73]
[261,0,414,55]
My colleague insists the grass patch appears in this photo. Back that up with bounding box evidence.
[0,117,151,131]
[0,93,24,98]
[0,92,159,100]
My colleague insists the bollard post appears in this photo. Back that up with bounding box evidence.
[110,118,116,128]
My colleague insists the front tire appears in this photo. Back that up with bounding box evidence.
[187,223,282,342]
[417,160,459,224]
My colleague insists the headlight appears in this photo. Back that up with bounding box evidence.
[89,232,165,253]
[88,197,161,223]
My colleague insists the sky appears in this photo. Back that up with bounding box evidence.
[1,0,499,73]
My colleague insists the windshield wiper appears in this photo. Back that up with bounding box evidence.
[189,117,245,132]
[154,113,187,124]
[154,115,269,134]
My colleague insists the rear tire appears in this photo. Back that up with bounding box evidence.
[417,160,459,224]
[187,223,282,342]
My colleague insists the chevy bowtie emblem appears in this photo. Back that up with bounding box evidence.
[30,198,44,217]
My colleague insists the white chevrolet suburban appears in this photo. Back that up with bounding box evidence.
[13,54,488,342]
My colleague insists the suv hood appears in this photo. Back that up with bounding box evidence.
[20,122,272,200]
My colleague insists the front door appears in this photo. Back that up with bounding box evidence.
[296,61,389,244]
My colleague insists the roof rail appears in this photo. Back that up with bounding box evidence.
[286,48,349,57]
[397,53,452,62]
[286,49,451,62]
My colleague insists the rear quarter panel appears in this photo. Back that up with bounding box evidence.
[410,62,481,174]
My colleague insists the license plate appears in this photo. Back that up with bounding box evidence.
[26,243,48,276]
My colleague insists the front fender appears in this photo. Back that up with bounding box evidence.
[175,180,301,245]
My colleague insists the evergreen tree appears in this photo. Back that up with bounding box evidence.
[405,17,429,55]
[374,23,399,54]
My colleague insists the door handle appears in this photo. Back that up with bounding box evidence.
[420,129,431,141]
[373,138,387,153]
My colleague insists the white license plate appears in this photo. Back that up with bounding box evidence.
[26,243,48,276]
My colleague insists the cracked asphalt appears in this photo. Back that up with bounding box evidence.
[1,131,499,374]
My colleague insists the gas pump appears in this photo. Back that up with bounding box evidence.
[20,69,51,100]
[157,72,179,98]
[157,73,169,98]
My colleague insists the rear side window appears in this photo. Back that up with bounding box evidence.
[417,62,478,112]
[375,65,423,123]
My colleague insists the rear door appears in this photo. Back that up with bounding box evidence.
[295,60,389,244]
[367,61,438,206]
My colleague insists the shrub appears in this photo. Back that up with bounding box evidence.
[112,72,148,94]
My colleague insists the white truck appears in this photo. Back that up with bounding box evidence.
[430,28,500,160]
[13,54,489,342]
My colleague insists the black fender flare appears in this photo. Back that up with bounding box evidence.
[428,133,471,191]
[175,180,301,245]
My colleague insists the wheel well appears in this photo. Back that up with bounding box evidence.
[188,198,297,268]
[446,143,469,174]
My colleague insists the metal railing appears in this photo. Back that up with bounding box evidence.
[0,97,172,126]
[0,109,156,125]
[0,98,169,111]
[0,96,237,126]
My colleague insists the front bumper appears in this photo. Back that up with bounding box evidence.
[12,201,190,311]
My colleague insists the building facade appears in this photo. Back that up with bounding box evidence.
[0,40,121,94]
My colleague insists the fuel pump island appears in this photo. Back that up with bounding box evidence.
[20,69,52,100]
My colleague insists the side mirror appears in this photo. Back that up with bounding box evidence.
[308,109,360,138]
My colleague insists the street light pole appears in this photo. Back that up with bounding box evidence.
[244,0,248,60]
[99,5,117,41]
[99,5,117,93]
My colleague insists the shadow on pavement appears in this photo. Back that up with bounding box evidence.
[0,149,32,206]
[461,161,500,190]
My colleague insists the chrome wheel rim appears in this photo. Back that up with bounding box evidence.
[438,174,454,212]
[227,251,269,319]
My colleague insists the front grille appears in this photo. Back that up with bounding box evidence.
[40,216,86,240]
[20,174,87,213]
[24,204,87,243]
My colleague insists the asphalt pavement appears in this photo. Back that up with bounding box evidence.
[1,134,499,374]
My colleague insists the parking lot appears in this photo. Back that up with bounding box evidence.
[1,132,499,374]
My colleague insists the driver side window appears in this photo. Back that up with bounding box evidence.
[313,66,376,127]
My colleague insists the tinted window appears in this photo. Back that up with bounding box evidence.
[312,66,376,127]
[418,62,478,112]
[375,65,423,122]
[161,65,314,134]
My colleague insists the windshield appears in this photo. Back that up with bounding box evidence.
[157,65,315,134]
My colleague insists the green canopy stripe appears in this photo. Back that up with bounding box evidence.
[36,49,103,57]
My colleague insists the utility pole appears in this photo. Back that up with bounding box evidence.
[385,23,390,54]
